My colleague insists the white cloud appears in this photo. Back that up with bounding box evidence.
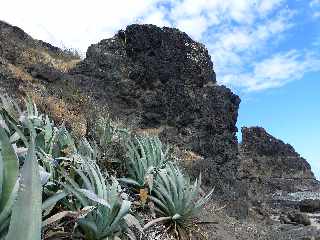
[175,15,209,39]
[310,0,320,7]
[0,0,319,92]
[220,51,320,91]
[310,0,320,18]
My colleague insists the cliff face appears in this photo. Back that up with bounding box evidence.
[239,127,319,199]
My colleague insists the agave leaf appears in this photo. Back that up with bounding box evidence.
[0,154,3,198]
[0,96,20,122]
[42,210,77,227]
[42,191,68,211]
[118,178,141,187]
[78,189,111,208]
[0,215,10,238]
[124,214,143,232]
[74,168,94,192]
[0,180,18,224]
[4,117,29,147]
[0,128,19,212]
[6,129,42,240]
[110,200,131,229]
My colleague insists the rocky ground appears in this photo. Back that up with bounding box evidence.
[1,20,320,239]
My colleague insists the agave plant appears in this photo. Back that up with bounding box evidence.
[0,97,72,239]
[62,146,137,240]
[95,117,129,149]
[147,162,214,230]
[120,136,169,190]
[5,126,43,240]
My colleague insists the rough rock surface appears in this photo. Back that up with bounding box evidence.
[300,199,320,213]
[239,127,319,200]
[72,24,241,193]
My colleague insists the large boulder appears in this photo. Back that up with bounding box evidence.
[73,24,241,193]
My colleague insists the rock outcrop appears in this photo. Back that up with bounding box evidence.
[0,22,241,195]
[1,20,318,202]
[239,127,319,199]
[75,24,241,194]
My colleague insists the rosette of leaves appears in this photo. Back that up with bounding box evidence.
[62,151,138,240]
[147,162,214,232]
[120,136,169,191]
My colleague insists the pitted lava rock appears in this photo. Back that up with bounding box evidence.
[73,24,241,194]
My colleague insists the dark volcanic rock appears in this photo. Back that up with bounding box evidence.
[239,127,319,199]
[299,199,320,213]
[73,24,241,193]
[287,211,311,226]
[0,21,241,195]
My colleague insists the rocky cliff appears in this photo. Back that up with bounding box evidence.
[72,24,241,194]
[0,22,241,195]
[239,127,319,199]
[0,20,318,200]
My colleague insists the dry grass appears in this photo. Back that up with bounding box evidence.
[181,150,204,162]
[20,48,80,72]
[7,63,33,82]
[30,94,87,137]
[133,127,164,136]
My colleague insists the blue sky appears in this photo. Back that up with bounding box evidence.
[1,0,319,178]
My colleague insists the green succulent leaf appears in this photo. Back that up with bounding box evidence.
[6,128,42,240]
[0,128,19,212]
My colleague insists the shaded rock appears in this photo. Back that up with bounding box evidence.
[299,199,320,213]
[28,63,63,82]
[239,127,319,199]
[287,211,311,226]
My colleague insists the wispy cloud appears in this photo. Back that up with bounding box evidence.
[221,51,320,91]
[0,0,319,92]
[310,0,320,18]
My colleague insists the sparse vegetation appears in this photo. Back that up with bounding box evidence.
[0,95,213,239]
